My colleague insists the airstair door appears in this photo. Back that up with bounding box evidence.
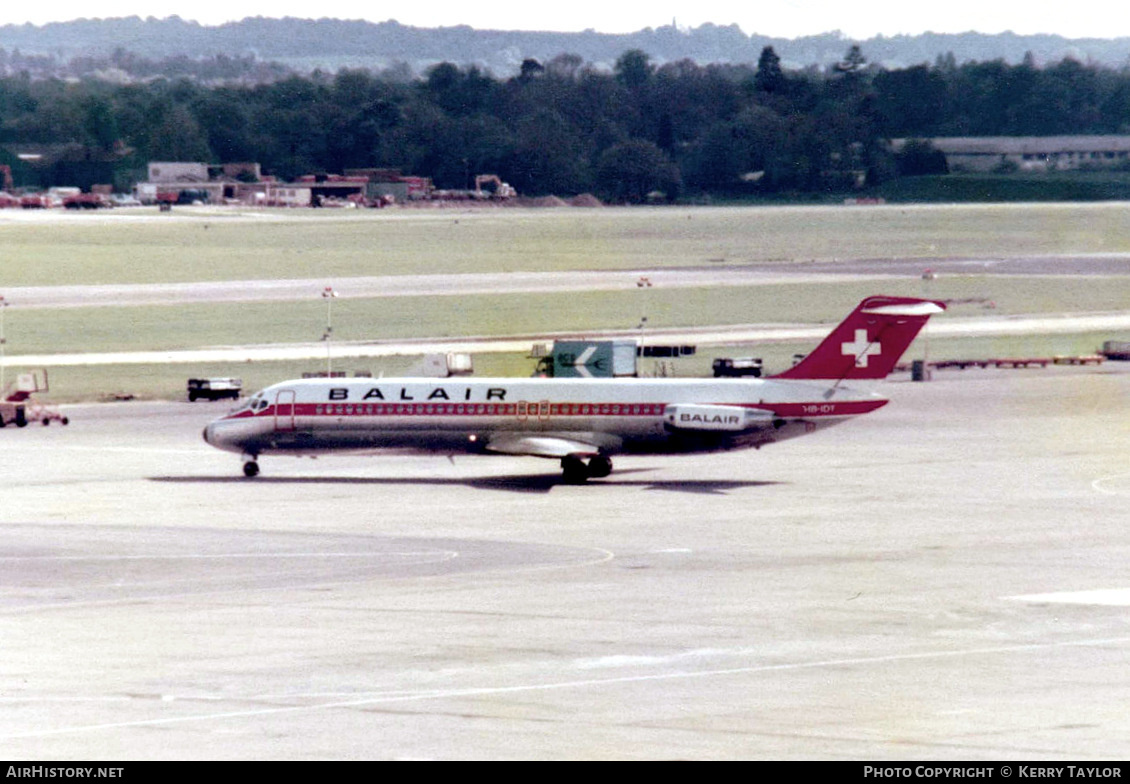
[274,389,297,432]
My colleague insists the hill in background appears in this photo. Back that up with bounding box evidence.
[1,16,1129,76]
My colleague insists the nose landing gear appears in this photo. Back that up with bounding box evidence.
[242,454,260,478]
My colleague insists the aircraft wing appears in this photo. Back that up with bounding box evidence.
[485,434,602,459]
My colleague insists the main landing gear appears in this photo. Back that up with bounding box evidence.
[560,454,612,483]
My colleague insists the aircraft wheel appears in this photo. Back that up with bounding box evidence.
[587,455,613,479]
[242,461,260,478]
[561,455,589,483]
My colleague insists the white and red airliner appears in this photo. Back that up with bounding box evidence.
[203,295,944,481]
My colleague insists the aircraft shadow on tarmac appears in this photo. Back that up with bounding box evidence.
[150,469,785,496]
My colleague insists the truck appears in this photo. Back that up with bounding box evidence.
[187,378,242,402]
[1099,341,1130,361]
[63,193,112,209]
[712,357,764,378]
[0,399,28,427]
[534,340,638,378]
[19,193,50,209]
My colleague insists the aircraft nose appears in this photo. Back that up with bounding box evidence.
[203,422,221,446]
[203,419,244,453]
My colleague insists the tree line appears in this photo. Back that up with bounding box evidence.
[2,46,1130,200]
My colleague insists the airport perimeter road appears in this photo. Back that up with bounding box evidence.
[2,365,1130,759]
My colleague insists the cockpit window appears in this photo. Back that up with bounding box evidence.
[235,391,266,414]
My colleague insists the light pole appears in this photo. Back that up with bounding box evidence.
[0,296,8,392]
[636,275,653,376]
[322,286,338,376]
[921,269,937,380]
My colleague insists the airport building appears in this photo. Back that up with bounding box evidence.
[895,135,1130,172]
[135,161,432,206]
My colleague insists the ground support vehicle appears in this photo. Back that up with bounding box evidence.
[712,357,764,377]
[188,378,242,402]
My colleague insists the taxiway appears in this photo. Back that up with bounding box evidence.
[2,365,1129,759]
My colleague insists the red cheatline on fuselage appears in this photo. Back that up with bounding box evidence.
[222,398,886,421]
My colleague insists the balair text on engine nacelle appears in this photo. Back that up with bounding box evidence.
[663,404,776,432]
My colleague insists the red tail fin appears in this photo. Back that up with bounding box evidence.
[773,296,946,381]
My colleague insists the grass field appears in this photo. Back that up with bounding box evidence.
[2,203,1129,401]
[3,201,1130,285]
[5,276,1130,356]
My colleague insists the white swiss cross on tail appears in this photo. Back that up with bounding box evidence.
[842,329,881,368]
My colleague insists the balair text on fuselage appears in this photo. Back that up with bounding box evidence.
[326,385,509,402]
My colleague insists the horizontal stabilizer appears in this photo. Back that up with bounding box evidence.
[862,301,946,317]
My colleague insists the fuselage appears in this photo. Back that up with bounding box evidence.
[200,295,942,480]
[202,375,888,459]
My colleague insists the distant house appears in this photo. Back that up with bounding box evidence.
[138,161,270,204]
[138,161,223,203]
[345,168,434,202]
[893,136,1130,172]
